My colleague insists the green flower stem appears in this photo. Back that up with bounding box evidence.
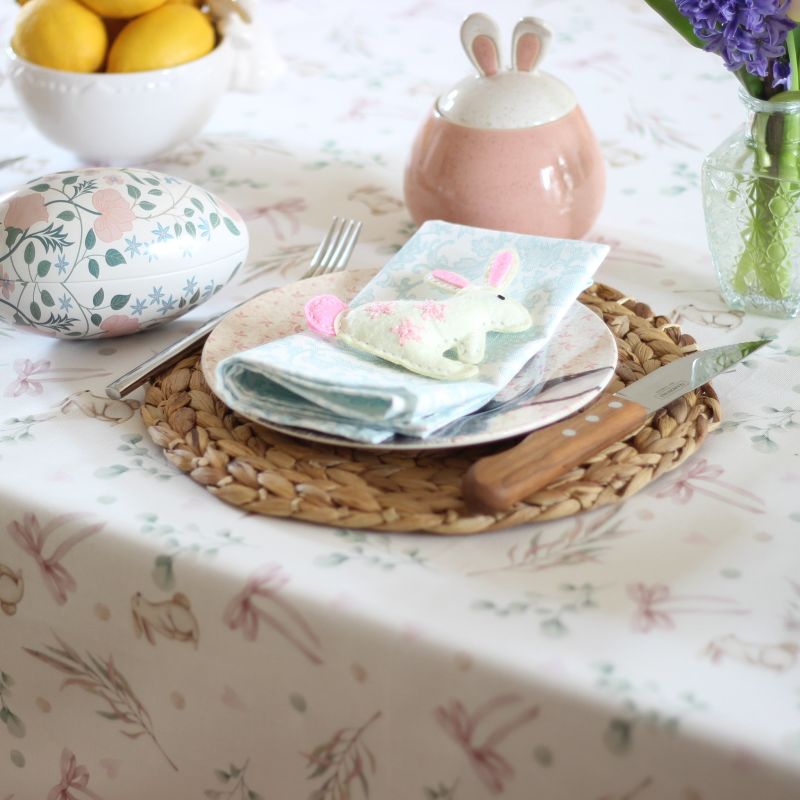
[734,53,800,302]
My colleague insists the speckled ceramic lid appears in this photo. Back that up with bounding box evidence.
[436,13,576,130]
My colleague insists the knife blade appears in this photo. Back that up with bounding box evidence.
[462,339,769,513]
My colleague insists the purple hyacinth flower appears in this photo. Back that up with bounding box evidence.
[774,58,793,86]
[677,0,796,80]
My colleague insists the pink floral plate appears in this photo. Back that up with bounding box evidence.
[201,269,617,451]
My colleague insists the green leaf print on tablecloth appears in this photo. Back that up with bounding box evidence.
[472,583,601,639]
[0,671,25,739]
[204,759,262,800]
[137,513,246,591]
[313,530,428,572]
[593,663,708,755]
[94,433,175,481]
[718,406,800,453]
[25,633,177,770]
[303,710,381,800]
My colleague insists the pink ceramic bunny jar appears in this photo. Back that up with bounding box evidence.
[305,250,532,380]
[404,13,605,239]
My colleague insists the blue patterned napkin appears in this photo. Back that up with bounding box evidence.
[215,221,609,443]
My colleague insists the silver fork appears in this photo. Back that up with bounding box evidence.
[105,216,362,400]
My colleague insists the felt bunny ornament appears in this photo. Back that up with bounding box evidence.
[305,250,532,380]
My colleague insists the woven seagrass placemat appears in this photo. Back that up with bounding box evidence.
[142,282,721,534]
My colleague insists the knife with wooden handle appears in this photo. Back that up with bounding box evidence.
[462,339,769,513]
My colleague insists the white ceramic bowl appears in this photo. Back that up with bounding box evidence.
[4,37,234,164]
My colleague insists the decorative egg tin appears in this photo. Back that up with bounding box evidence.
[0,167,249,338]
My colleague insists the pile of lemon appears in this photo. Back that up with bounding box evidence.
[12,0,216,73]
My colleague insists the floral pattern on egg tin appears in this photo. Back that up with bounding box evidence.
[0,168,248,338]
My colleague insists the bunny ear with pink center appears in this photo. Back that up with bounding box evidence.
[485,249,520,290]
[461,13,502,77]
[427,270,471,293]
[512,17,551,73]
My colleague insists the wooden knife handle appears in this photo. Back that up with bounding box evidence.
[462,394,649,513]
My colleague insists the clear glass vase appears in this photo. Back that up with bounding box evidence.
[702,90,800,318]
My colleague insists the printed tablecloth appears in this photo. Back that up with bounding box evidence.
[1,1,799,798]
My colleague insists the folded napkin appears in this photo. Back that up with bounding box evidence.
[215,220,609,443]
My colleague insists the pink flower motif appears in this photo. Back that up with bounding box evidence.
[48,748,103,800]
[5,358,50,397]
[391,317,422,345]
[99,314,140,337]
[418,300,446,321]
[92,189,135,243]
[0,268,14,299]
[3,193,48,229]
[365,302,393,319]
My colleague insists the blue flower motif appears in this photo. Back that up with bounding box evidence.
[58,293,73,311]
[151,222,173,242]
[198,217,211,240]
[142,243,159,263]
[124,236,143,257]
[54,255,69,275]
[202,280,216,298]
[182,276,198,296]
[148,285,165,305]
[158,295,177,315]
[164,176,180,184]
[130,298,148,316]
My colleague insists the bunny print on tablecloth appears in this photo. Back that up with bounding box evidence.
[304,250,532,380]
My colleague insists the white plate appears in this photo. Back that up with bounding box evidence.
[201,269,617,451]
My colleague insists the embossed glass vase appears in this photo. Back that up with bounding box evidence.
[702,90,800,318]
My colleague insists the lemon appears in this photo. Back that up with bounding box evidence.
[106,5,215,72]
[78,0,167,19]
[12,0,108,72]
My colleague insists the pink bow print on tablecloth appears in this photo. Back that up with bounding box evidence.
[8,512,103,605]
[5,358,50,397]
[627,582,748,634]
[47,749,103,800]
[652,458,765,514]
[4,359,110,399]
[224,564,323,664]
[435,694,539,794]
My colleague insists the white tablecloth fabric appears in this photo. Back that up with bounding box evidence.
[1,1,799,797]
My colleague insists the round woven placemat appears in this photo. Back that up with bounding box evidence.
[142,283,721,534]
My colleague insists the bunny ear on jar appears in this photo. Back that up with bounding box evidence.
[460,13,502,77]
[511,17,551,73]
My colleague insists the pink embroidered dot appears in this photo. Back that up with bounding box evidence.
[365,302,393,319]
[418,300,446,321]
[391,318,422,345]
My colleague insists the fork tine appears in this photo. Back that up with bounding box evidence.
[309,216,340,270]
[327,219,358,270]
[306,216,346,278]
[317,220,362,277]
[335,220,362,268]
